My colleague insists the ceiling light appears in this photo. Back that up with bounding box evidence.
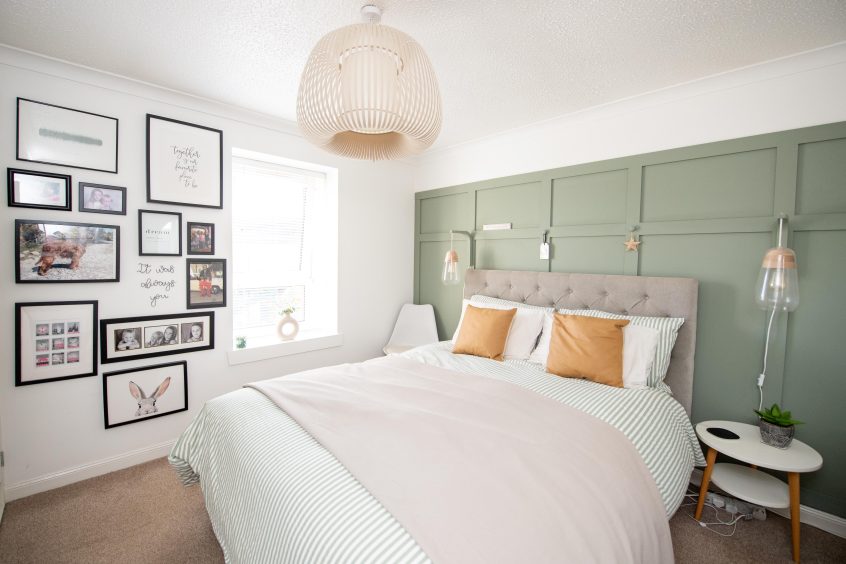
[297,4,442,160]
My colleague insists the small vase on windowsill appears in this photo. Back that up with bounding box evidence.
[276,308,299,342]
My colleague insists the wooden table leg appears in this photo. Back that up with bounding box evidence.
[789,472,801,562]
[695,447,717,520]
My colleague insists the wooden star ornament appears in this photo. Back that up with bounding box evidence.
[624,233,641,252]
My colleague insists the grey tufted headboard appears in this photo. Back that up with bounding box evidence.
[463,270,699,416]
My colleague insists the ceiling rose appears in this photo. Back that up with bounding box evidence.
[297,4,442,160]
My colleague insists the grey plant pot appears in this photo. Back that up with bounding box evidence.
[759,419,795,449]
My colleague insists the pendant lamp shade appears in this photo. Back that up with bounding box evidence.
[442,248,460,286]
[297,6,442,160]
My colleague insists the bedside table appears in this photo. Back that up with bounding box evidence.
[694,420,823,563]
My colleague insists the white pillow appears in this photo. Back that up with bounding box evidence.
[529,310,676,389]
[452,298,546,360]
[621,325,659,388]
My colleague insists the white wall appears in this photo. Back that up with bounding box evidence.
[0,47,416,499]
[415,43,846,190]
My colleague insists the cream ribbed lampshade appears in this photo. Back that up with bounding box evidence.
[297,5,442,160]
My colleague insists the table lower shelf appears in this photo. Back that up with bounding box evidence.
[710,463,789,508]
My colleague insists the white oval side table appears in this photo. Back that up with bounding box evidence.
[694,420,823,563]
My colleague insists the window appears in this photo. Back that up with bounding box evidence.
[231,149,337,351]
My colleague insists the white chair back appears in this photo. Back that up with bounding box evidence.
[383,304,438,355]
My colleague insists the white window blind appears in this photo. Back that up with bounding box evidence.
[232,154,337,348]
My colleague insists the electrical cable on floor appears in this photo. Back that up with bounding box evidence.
[680,488,751,537]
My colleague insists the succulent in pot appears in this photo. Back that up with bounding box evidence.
[754,403,802,449]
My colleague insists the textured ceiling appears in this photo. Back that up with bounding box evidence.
[2,1,846,150]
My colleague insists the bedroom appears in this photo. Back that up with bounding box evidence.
[0,1,845,562]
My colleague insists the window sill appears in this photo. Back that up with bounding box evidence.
[227,333,343,365]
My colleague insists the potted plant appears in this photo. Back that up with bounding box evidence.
[754,403,802,449]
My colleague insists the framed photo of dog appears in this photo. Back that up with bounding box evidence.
[15,219,120,283]
[100,311,214,364]
[103,361,188,429]
[15,300,98,386]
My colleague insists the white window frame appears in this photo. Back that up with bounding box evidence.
[227,148,340,365]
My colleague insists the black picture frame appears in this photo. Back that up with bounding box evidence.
[16,219,120,283]
[15,300,98,386]
[79,182,127,215]
[100,311,214,364]
[186,258,227,309]
[16,98,119,174]
[138,209,182,256]
[187,221,215,255]
[7,168,72,211]
[146,114,223,209]
[103,361,188,429]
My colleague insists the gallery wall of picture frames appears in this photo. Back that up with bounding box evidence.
[9,95,228,429]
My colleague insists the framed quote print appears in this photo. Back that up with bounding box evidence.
[17,98,118,173]
[15,300,98,386]
[146,114,222,208]
[138,209,182,256]
[103,361,188,429]
[100,311,214,364]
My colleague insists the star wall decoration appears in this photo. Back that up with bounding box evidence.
[624,233,641,252]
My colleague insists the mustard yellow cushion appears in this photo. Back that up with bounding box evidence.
[546,313,630,387]
[452,305,517,361]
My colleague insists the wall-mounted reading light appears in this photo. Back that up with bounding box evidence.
[442,230,474,286]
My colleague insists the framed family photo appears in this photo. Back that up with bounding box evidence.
[100,311,214,364]
[8,168,71,211]
[16,219,120,283]
[17,98,119,174]
[138,209,182,256]
[186,258,226,309]
[103,361,188,429]
[15,300,98,386]
[146,114,222,209]
[79,182,126,215]
[187,222,214,255]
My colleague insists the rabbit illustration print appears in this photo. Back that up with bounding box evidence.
[104,361,187,428]
[129,377,170,416]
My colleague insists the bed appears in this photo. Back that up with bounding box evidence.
[170,270,705,563]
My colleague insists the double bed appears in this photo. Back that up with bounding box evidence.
[170,270,705,563]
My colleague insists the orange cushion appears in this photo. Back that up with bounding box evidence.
[452,305,517,361]
[546,313,630,387]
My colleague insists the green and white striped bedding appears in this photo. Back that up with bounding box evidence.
[170,342,704,563]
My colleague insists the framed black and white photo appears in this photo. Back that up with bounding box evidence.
[146,114,222,209]
[79,182,126,215]
[139,209,182,256]
[17,98,118,173]
[100,311,214,364]
[15,300,98,386]
[103,361,187,429]
[187,221,214,255]
[8,168,71,211]
[187,258,226,309]
[16,219,120,283]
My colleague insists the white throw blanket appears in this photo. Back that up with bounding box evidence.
[248,356,673,564]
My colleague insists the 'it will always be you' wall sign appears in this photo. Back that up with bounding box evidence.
[146,114,223,209]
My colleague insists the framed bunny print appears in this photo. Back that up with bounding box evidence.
[103,361,188,428]
[15,300,98,386]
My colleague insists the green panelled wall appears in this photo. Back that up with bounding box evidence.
[414,122,846,518]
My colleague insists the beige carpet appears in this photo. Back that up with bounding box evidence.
[0,457,844,563]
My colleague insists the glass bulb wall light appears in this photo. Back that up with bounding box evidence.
[442,231,461,286]
[754,214,800,411]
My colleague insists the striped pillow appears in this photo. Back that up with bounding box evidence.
[557,309,684,388]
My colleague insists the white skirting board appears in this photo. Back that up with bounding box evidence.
[5,440,175,502]
[690,468,846,539]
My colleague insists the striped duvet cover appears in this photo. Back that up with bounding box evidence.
[170,342,704,563]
